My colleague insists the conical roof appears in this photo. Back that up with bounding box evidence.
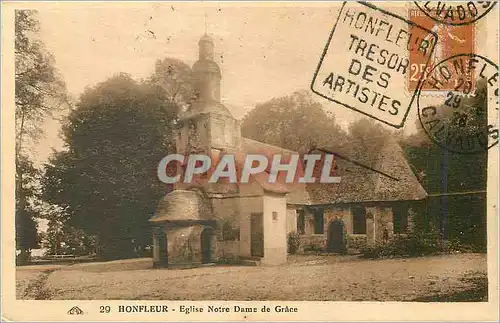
[198,34,214,45]
[149,190,214,222]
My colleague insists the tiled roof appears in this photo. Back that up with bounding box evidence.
[306,137,427,204]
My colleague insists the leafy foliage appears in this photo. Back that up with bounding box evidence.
[15,10,68,263]
[398,79,488,253]
[241,90,347,153]
[42,74,178,260]
[287,232,301,254]
[149,58,195,111]
[16,155,43,246]
[41,220,96,256]
[37,204,96,256]
[15,9,68,152]
[15,155,41,264]
[346,117,394,163]
[360,232,442,259]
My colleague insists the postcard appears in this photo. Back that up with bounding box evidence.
[1,1,499,321]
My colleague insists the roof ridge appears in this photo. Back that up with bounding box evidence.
[241,137,298,154]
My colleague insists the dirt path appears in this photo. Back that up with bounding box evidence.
[16,264,66,299]
[21,269,56,299]
[17,253,487,301]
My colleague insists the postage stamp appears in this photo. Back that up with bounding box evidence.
[1,1,499,323]
[311,2,437,128]
[408,7,476,93]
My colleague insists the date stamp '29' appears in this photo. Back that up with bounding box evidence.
[417,53,499,154]
[408,7,476,93]
[311,2,437,128]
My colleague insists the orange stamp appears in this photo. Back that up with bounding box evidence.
[408,7,475,92]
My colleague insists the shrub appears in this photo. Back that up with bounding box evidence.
[347,235,368,250]
[361,232,442,259]
[287,232,301,254]
[303,243,323,253]
[359,245,381,258]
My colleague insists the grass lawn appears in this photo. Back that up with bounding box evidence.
[16,253,487,301]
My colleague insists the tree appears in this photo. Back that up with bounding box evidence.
[15,10,68,153]
[149,58,194,112]
[43,220,96,257]
[15,10,68,264]
[399,78,489,251]
[346,117,394,163]
[42,74,178,259]
[241,90,347,153]
[16,157,41,265]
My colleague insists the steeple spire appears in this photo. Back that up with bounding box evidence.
[204,9,208,35]
[198,34,214,61]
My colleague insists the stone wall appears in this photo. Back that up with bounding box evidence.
[295,205,402,251]
[166,225,205,265]
[299,235,327,250]
[212,197,240,240]
[325,207,351,234]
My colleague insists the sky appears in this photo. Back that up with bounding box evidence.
[33,2,419,165]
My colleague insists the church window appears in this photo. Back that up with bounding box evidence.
[352,206,367,234]
[393,205,409,234]
[313,210,324,234]
[297,210,305,235]
[272,212,278,222]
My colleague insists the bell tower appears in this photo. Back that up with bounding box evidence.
[194,35,221,102]
[176,34,241,158]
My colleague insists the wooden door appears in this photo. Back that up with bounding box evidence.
[250,213,264,257]
[327,220,345,253]
[201,228,213,263]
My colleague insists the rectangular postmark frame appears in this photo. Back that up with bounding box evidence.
[311,1,438,128]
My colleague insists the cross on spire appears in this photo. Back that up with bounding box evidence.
[204,9,208,34]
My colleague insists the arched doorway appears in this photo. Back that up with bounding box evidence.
[327,220,345,253]
[201,228,213,263]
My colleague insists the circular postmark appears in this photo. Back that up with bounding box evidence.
[414,1,497,26]
[417,53,499,154]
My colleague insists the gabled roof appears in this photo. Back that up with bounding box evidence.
[306,137,427,204]
[240,137,311,204]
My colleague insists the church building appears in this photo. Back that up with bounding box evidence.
[149,35,427,267]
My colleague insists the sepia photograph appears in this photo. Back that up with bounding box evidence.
[1,1,499,321]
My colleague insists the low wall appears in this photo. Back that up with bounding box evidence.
[299,235,326,251]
